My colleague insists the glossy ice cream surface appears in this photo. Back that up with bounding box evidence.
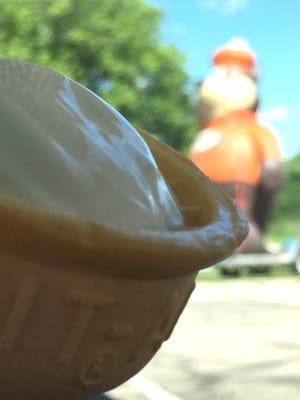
[0,59,183,230]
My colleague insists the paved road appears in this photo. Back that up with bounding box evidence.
[107,275,300,400]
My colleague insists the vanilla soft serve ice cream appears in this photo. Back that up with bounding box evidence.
[0,59,183,230]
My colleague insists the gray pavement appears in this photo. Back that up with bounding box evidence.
[108,275,300,400]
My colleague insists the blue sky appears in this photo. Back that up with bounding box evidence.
[148,0,300,158]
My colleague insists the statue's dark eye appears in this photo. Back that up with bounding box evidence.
[195,80,203,90]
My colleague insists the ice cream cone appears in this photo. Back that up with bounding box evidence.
[0,61,248,399]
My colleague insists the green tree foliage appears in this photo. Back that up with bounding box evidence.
[0,0,196,150]
[268,154,300,240]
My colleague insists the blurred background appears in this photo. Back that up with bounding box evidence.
[0,1,299,399]
[0,0,297,240]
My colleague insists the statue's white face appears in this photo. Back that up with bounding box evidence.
[196,69,258,123]
[0,59,183,230]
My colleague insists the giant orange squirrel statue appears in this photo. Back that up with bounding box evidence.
[190,38,283,253]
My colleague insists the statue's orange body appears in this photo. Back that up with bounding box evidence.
[190,110,281,186]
